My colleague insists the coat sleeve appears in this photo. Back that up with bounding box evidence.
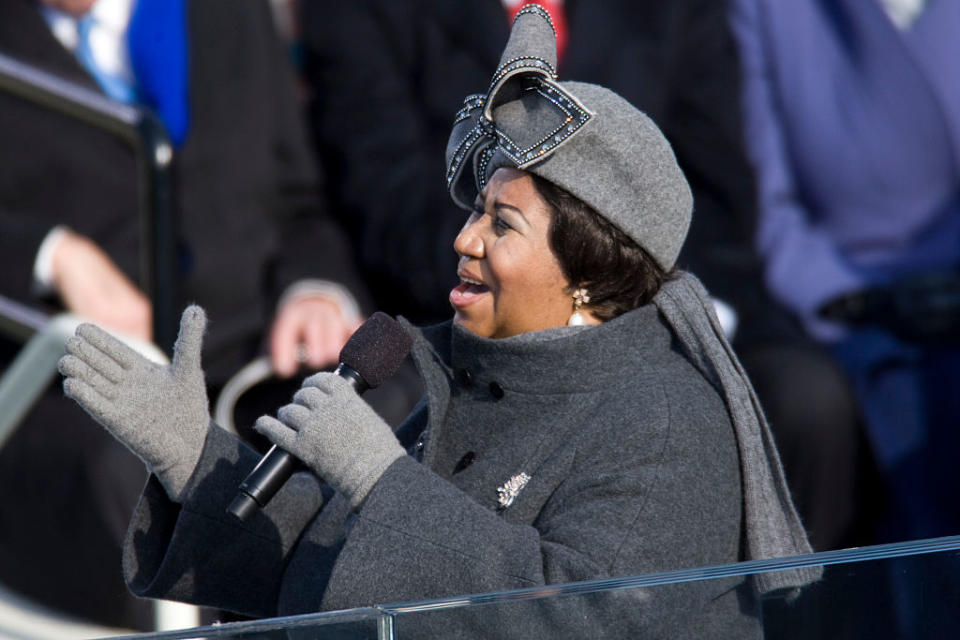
[122,424,331,618]
[728,0,864,340]
[0,208,51,305]
[120,399,431,619]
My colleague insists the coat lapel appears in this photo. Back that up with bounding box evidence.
[834,0,959,176]
[0,0,102,94]
[402,319,454,470]
[898,0,960,169]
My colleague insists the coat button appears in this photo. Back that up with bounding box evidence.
[489,381,504,399]
[453,451,476,474]
[455,368,474,387]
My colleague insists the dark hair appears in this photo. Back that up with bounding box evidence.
[531,174,675,322]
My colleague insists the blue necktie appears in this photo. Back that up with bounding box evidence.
[75,14,137,104]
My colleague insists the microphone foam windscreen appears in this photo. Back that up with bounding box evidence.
[339,312,413,388]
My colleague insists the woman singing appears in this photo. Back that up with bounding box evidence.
[59,6,814,637]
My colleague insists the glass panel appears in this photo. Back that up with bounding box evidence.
[763,548,960,639]
[387,579,761,638]
[94,536,960,639]
[100,607,385,640]
[381,537,960,639]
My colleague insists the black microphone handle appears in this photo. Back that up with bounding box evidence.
[226,364,368,521]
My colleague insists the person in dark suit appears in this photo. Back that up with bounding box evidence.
[0,0,373,628]
[300,0,869,552]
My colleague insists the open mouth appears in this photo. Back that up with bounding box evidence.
[450,276,491,307]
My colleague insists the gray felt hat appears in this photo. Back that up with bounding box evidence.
[445,4,693,269]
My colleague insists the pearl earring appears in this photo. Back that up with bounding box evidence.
[568,288,590,326]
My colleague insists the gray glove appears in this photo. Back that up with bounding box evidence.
[254,372,405,509]
[59,305,212,502]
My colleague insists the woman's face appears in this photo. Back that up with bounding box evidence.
[450,168,573,339]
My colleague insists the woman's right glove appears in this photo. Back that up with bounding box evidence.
[58,305,212,502]
[254,372,406,510]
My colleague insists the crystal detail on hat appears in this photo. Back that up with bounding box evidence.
[475,145,497,191]
[494,85,592,169]
[453,94,486,125]
[444,3,594,208]
[489,56,558,90]
[516,4,556,36]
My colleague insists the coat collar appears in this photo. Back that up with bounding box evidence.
[404,302,668,397]
[399,304,669,454]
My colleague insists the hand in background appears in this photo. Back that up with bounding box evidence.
[269,295,362,377]
[51,229,153,341]
[59,305,212,502]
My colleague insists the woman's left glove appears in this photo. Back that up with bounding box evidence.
[58,305,212,502]
[254,372,405,509]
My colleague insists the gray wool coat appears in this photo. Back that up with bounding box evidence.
[122,299,764,638]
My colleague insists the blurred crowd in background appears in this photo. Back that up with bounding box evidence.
[0,0,958,632]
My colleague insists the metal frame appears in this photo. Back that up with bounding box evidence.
[0,51,191,635]
[0,51,177,353]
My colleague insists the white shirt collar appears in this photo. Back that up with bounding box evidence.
[41,0,135,79]
[878,0,927,30]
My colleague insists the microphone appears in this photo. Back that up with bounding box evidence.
[227,312,412,521]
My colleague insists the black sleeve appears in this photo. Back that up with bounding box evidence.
[665,0,760,295]
[0,208,51,307]
[300,0,463,324]
[258,0,373,312]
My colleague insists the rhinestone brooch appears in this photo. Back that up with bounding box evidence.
[497,472,531,509]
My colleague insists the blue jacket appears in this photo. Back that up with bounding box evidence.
[729,0,960,339]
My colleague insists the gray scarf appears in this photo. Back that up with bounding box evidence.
[654,273,821,593]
